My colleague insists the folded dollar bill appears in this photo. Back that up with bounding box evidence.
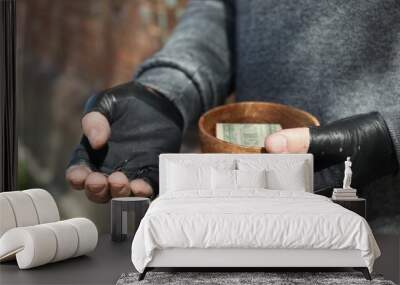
[216,123,282,147]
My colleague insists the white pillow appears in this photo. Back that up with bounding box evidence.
[167,158,236,170]
[237,158,309,192]
[211,168,237,190]
[266,162,307,191]
[236,169,267,188]
[167,162,211,191]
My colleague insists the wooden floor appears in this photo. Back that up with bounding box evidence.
[374,235,400,283]
[0,234,398,284]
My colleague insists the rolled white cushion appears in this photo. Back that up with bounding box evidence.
[0,192,39,227]
[24,189,60,224]
[0,189,60,239]
[0,218,98,269]
[64,218,98,257]
[42,221,79,262]
[0,196,17,237]
[0,226,57,269]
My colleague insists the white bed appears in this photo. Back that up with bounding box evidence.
[131,154,380,280]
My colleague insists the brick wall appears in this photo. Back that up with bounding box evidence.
[16,0,187,190]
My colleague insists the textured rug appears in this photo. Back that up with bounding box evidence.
[116,272,396,285]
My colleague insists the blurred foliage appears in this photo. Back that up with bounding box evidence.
[17,159,38,190]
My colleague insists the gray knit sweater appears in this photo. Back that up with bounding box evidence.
[136,0,400,233]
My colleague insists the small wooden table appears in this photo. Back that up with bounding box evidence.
[111,197,150,242]
[331,198,366,218]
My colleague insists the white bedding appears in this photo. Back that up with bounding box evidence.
[131,190,380,273]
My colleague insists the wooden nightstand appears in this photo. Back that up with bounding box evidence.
[331,198,366,218]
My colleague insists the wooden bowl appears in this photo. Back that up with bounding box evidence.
[198,102,320,153]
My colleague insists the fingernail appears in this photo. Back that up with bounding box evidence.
[111,184,124,192]
[268,134,288,153]
[88,184,105,193]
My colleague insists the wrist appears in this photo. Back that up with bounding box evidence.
[309,111,398,187]
[134,81,184,132]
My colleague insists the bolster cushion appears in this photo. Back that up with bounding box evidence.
[0,189,60,237]
[0,218,98,269]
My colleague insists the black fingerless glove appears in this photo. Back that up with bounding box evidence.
[68,81,183,197]
[308,112,398,188]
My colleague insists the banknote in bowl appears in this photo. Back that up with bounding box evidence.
[216,123,282,147]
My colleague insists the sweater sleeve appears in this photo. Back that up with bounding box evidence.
[380,105,400,171]
[135,0,235,130]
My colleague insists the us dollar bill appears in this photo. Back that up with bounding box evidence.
[216,123,282,147]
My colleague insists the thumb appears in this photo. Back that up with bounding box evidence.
[81,111,111,149]
[265,127,310,154]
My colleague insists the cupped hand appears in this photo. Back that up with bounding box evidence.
[66,81,183,203]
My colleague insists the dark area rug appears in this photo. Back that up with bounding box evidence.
[116,272,396,285]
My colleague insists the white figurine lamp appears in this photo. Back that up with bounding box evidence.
[342,157,354,189]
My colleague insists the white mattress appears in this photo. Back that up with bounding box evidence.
[131,190,380,273]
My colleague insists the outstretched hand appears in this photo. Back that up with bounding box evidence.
[66,82,183,203]
[265,112,398,188]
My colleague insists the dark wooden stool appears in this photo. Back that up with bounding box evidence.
[111,197,150,242]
